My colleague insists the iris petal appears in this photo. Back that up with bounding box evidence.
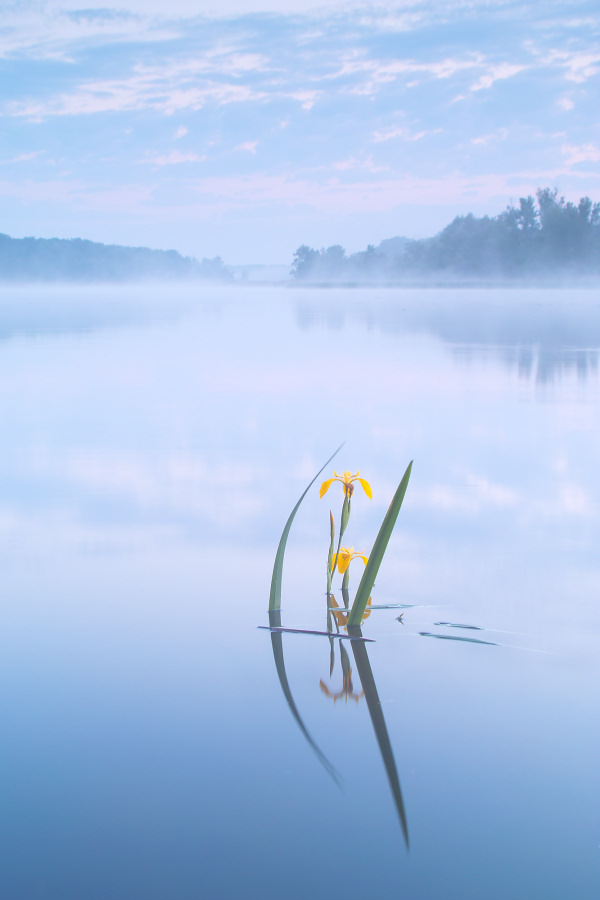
[337,553,351,574]
[319,477,336,498]
[357,478,372,499]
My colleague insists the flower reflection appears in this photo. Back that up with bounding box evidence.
[329,593,372,628]
[320,642,364,704]
[319,470,372,499]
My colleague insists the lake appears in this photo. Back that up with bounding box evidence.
[0,283,599,899]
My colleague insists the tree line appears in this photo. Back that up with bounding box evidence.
[291,188,600,282]
[0,233,232,282]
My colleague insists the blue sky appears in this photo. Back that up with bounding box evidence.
[0,0,599,263]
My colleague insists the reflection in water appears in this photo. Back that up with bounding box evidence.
[266,602,409,849]
[320,641,364,704]
[267,609,342,787]
[348,624,410,849]
[296,290,600,383]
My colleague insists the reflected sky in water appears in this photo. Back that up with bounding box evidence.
[0,285,599,899]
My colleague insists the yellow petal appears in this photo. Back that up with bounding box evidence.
[357,554,369,566]
[357,478,372,499]
[319,477,336,498]
[361,596,372,621]
[337,554,351,574]
[332,608,348,627]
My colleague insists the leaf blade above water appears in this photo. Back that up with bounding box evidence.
[268,443,343,613]
[347,461,413,627]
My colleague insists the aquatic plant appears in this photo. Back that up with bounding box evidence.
[321,460,413,627]
[268,448,412,625]
[347,461,412,626]
[268,444,343,614]
[264,450,412,848]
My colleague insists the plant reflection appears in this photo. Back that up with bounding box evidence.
[319,641,364,704]
[267,606,408,848]
[266,450,410,848]
[323,593,409,848]
[267,609,342,786]
[347,622,410,849]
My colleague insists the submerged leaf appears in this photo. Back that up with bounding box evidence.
[419,632,498,646]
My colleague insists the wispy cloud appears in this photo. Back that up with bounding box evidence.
[373,126,441,143]
[534,47,600,83]
[8,62,268,119]
[331,155,388,172]
[141,150,205,166]
[470,62,526,91]
[185,170,575,215]
[326,51,484,96]
[0,0,598,259]
[561,143,600,165]
[0,5,181,61]
[0,151,45,164]
[471,128,508,146]
[557,97,574,111]
[236,141,258,153]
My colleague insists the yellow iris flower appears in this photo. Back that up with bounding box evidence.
[331,546,368,575]
[329,593,372,626]
[319,470,372,499]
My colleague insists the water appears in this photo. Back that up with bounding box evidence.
[0,284,599,898]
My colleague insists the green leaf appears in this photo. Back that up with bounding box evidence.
[347,461,413,627]
[348,625,409,847]
[268,610,341,786]
[269,444,343,613]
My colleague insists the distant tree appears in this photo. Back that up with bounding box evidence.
[290,186,600,282]
[291,245,319,279]
[0,234,232,282]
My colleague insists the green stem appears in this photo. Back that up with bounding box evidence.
[341,569,350,611]
[331,493,351,581]
[326,510,335,596]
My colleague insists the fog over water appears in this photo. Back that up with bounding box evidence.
[4,0,600,893]
[1,283,599,898]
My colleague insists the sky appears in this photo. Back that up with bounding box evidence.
[0,0,599,264]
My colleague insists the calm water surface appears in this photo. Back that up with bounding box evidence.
[0,284,599,899]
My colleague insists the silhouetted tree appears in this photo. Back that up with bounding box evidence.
[292,187,600,282]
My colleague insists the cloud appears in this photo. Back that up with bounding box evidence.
[286,90,321,110]
[561,51,600,83]
[141,150,206,165]
[331,155,388,172]
[537,48,600,83]
[0,5,182,61]
[8,57,268,118]
[236,141,258,153]
[0,176,155,213]
[0,151,45,164]
[174,126,189,139]
[561,143,600,166]
[183,170,562,215]
[373,126,441,143]
[557,97,574,111]
[412,476,518,514]
[327,51,484,96]
[471,128,508,146]
[470,62,526,91]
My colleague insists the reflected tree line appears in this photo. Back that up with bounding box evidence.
[291,188,600,282]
